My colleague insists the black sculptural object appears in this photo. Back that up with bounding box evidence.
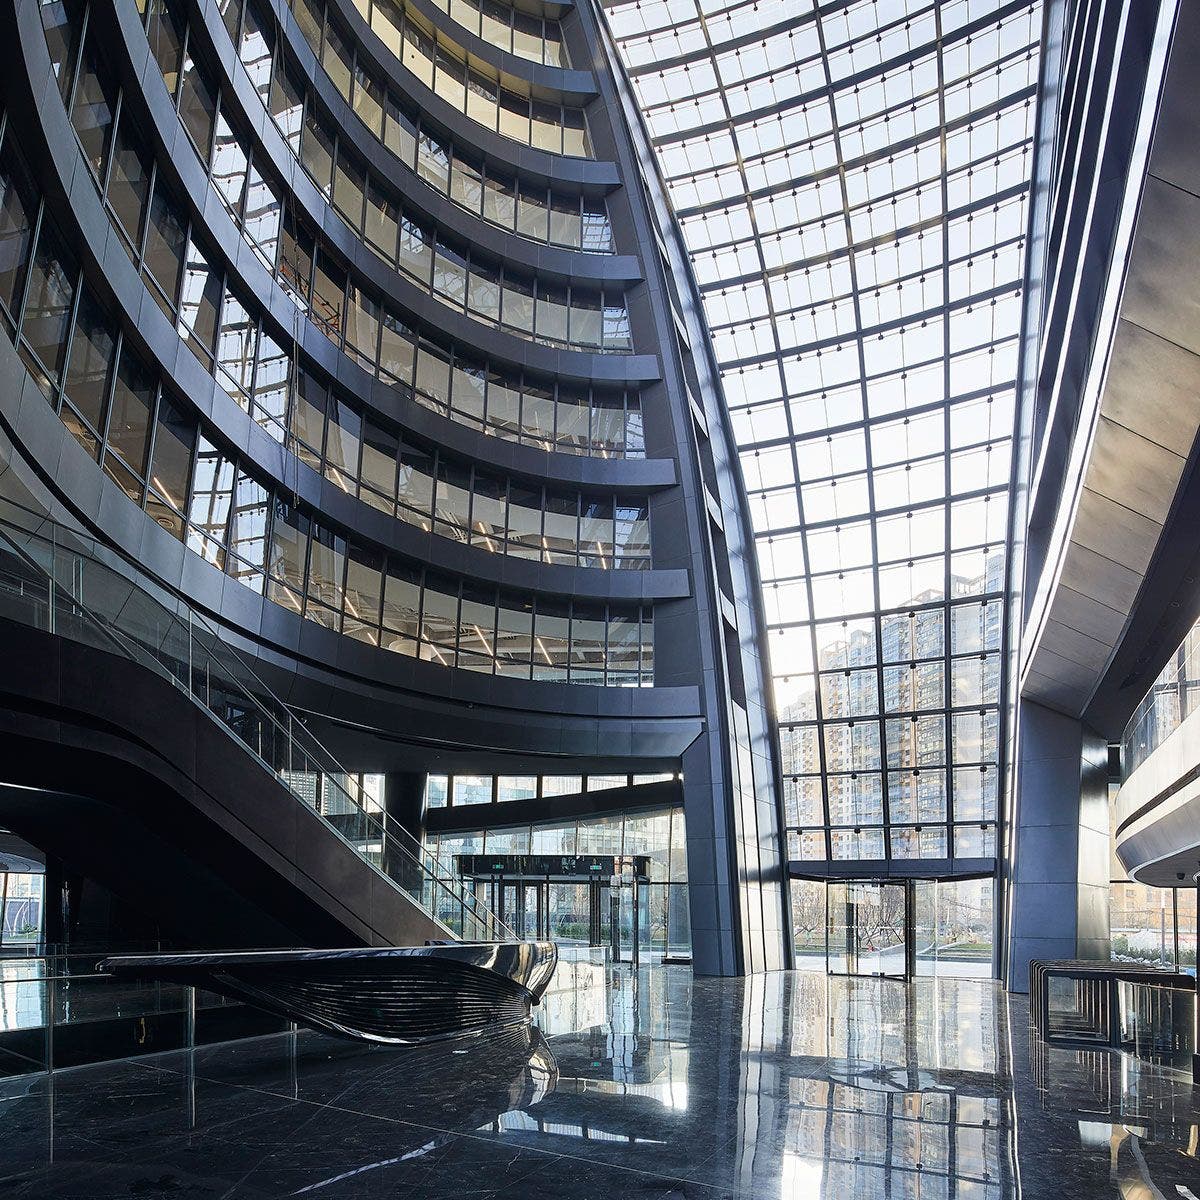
[100,942,558,1044]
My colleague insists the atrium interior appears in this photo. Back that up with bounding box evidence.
[0,0,1198,1193]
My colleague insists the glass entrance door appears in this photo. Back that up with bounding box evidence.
[827,882,908,978]
[608,880,645,963]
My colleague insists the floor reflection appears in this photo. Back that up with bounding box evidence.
[0,959,1196,1198]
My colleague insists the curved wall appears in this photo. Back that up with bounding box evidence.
[0,0,787,973]
[1114,703,1200,886]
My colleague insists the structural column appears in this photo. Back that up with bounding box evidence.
[1005,699,1110,990]
[383,772,428,901]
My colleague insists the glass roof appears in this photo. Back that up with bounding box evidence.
[605,0,1041,864]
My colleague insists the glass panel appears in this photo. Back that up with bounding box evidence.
[497,776,537,803]
[21,222,76,382]
[827,882,907,977]
[107,119,152,246]
[0,144,36,315]
[453,775,493,806]
[187,439,234,565]
[148,394,194,525]
[914,878,993,978]
[71,35,117,176]
[64,289,116,435]
[179,51,217,157]
[143,189,186,304]
[105,346,154,477]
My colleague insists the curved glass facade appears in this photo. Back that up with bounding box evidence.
[290,0,590,153]
[230,0,610,250]
[0,142,653,681]
[2,133,648,573]
[65,0,631,353]
[43,0,642,466]
[417,0,569,66]
[608,0,1040,864]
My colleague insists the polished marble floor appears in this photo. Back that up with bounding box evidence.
[0,956,1196,1198]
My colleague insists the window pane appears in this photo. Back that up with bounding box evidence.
[105,346,154,475]
[107,119,152,246]
[64,288,116,433]
[179,52,217,158]
[148,393,194,520]
[143,188,187,304]
[71,34,117,176]
[0,144,36,314]
[21,222,76,382]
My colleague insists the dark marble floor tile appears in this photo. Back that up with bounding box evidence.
[0,964,1198,1199]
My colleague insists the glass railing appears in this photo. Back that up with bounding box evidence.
[0,496,515,943]
[1122,618,1200,778]
[0,943,279,1073]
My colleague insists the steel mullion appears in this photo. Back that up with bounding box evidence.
[808,8,892,864]
[686,2,835,863]
[642,0,1032,145]
[935,0,957,869]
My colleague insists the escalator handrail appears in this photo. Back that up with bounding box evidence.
[0,497,515,940]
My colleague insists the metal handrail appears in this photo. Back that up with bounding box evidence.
[0,496,515,942]
[1122,620,1200,779]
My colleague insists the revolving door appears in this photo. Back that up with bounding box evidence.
[457,854,651,962]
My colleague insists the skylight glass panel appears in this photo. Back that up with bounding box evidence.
[607,0,1040,864]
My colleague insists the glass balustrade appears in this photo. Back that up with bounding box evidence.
[1122,619,1200,778]
[0,496,515,943]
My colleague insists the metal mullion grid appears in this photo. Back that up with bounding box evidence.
[691,159,1029,269]
[744,463,1008,535]
[754,486,1000,561]
[641,0,1032,151]
[729,370,1015,455]
[933,0,958,863]
[812,8,891,862]
[668,82,1037,223]
[771,572,1003,641]
[621,8,816,76]
[944,47,1032,868]
[708,278,1024,375]
[607,0,1036,869]
[683,1,835,861]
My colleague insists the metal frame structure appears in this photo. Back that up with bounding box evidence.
[605,0,1042,946]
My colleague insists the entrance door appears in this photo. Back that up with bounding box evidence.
[546,882,591,945]
[608,880,643,964]
[827,881,908,978]
[523,883,543,941]
[500,883,521,936]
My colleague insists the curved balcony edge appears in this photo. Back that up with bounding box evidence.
[1114,702,1200,885]
[0,360,700,728]
[261,0,618,188]
[328,0,597,100]
[190,0,641,288]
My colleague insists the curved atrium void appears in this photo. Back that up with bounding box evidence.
[606,0,1040,873]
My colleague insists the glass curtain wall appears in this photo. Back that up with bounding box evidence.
[791,875,993,977]
[425,806,690,957]
[607,0,1040,875]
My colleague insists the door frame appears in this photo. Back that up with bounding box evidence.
[813,874,997,980]
[826,880,912,978]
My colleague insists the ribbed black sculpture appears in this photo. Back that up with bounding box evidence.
[100,943,558,1044]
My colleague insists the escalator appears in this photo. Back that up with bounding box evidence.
[0,497,512,951]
